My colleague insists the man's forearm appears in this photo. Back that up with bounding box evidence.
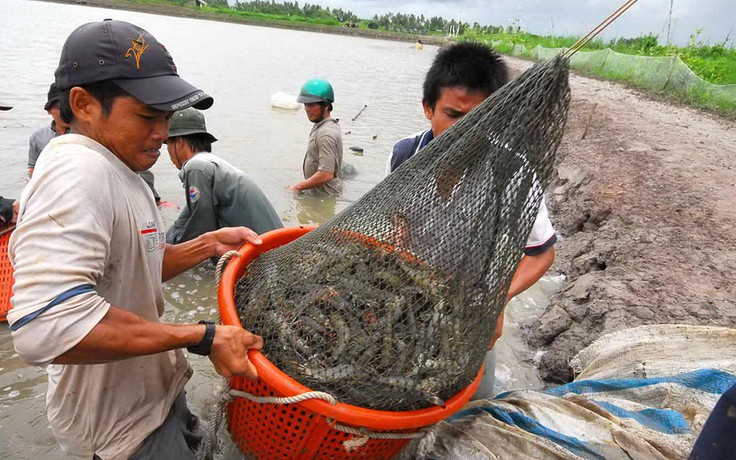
[52,306,206,364]
[293,171,335,191]
[506,247,556,302]
[162,234,216,281]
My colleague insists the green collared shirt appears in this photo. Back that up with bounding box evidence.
[302,117,344,197]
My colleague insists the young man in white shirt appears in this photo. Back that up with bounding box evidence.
[387,42,557,399]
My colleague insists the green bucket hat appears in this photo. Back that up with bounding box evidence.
[168,107,217,143]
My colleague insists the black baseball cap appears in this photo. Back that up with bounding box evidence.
[55,19,213,112]
[44,83,61,111]
[0,101,11,111]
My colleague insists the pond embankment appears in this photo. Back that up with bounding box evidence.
[505,57,736,382]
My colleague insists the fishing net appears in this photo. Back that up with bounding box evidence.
[235,56,570,411]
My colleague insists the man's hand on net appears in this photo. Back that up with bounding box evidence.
[208,227,262,256]
[209,325,264,379]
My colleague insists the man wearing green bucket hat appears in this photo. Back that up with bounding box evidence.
[289,78,344,196]
[166,107,283,245]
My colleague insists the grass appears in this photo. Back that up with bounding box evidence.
[464,30,736,85]
[203,6,341,27]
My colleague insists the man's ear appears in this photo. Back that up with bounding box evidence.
[68,87,101,124]
[422,99,434,121]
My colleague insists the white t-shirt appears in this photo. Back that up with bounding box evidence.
[385,131,556,255]
[8,135,191,459]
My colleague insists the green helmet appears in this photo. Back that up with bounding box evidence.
[168,107,217,143]
[297,78,334,104]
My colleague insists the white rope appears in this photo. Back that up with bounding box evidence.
[225,388,438,454]
[215,250,240,285]
[228,388,338,406]
[326,417,435,452]
[328,420,430,440]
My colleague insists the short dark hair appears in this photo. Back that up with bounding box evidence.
[179,133,213,153]
[423,42,509,109]
[59,80,130,124]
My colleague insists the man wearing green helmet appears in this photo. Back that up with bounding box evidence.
[289,78,344,196]
[165,107,283,245]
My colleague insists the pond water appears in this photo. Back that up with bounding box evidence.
[0,1,560,457]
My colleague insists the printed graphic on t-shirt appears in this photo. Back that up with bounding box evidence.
[188,186,200,203]
[141,221,165,253]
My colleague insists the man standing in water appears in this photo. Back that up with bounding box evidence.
[8,20,263,459]
[387,42,557,399]
[27,83,70,177]
[1,102,18,228]
[29,82,163,203]
[166,107,282,244]
[289,78,344,196]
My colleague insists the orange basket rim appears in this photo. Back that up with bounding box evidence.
[218,225,483,431]
[0,227,14,323]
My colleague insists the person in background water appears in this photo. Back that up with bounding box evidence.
[8,20,263,460]
[386,42,557,400]
[289,78,344,196]
[28,83,162,203]
[139,169,162,206]
[0,197,18,229]
[1,101,18,229]
[166,107,282,245]
[28,83,70,177]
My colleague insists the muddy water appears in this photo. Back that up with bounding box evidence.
[0,1,560,457]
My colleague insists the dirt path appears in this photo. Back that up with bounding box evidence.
[504,57,736,383]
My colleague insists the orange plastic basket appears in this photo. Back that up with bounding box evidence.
[218,225,483,460]
[0,227,14,322]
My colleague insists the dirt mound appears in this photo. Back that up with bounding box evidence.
[505,57,736,383]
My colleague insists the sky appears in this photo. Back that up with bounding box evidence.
[270,0,735,47]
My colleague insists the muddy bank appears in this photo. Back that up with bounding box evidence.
[506,57,736,383]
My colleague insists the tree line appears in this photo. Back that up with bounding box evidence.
[198,0,505,34]
[225,1,359,23]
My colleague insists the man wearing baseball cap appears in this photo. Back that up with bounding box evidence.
[27,83,70,176]
[8,20,263,459]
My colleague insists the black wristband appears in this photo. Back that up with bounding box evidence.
[187,320,216,356]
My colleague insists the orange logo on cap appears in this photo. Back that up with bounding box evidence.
[125,35,149,69]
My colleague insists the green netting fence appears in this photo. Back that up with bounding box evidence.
[486,40,736,116]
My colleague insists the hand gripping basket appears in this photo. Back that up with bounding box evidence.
[0,227,14,322]
[218,225,483,459]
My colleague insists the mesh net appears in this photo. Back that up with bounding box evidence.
[529,44,736,115]
[235,56,570,411]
